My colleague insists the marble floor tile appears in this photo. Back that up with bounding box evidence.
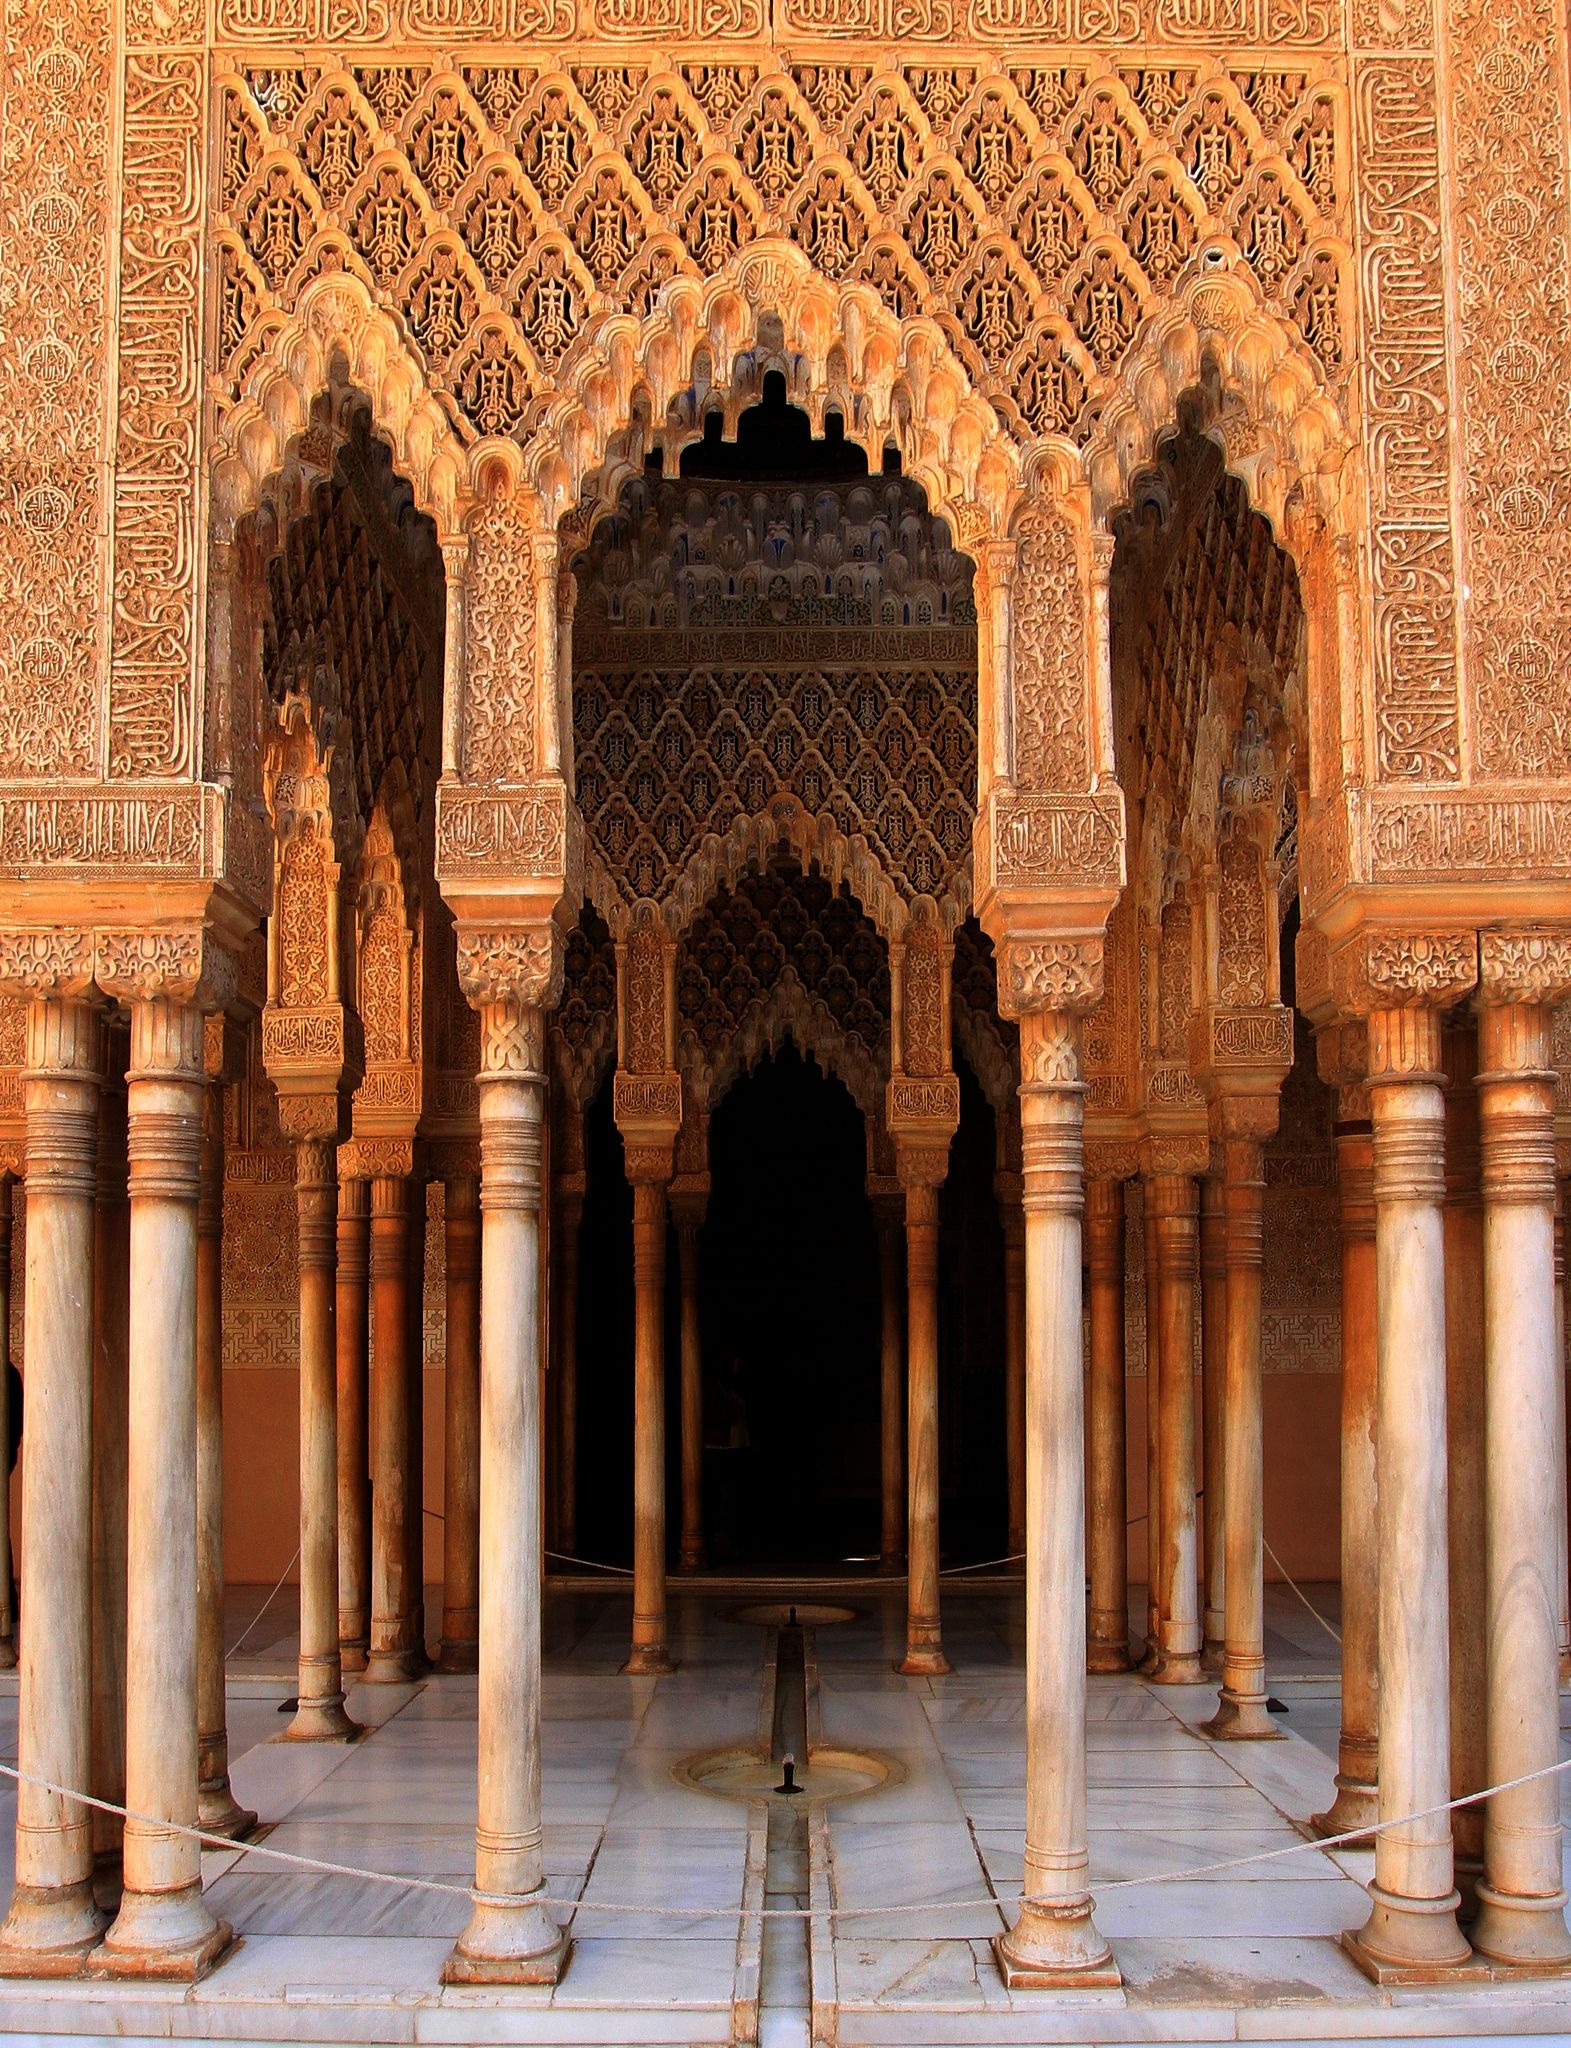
[553,1935,739,2007]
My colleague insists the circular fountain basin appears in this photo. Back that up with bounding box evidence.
[728,1600,858,1627]
[674,1744,898,1804]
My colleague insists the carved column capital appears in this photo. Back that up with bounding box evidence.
[1330,928,1478,1018]
[996,936,1104,1020]
[96,926,238,1013]
[0,930,95,1000]
[1477,930,1571,1010]
[455,923,564,1013]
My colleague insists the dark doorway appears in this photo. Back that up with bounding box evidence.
[703,1045,881,1565]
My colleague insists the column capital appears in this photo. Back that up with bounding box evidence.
[1330,928,1478,1020]
[127,995,208,1083]
[613,1069,681,1184]
[0,929,94,1000]
[1477,929,1571,1010]
[97,927,238,1015]
[1366,1005,1446,1087]
[455,924,563,1013]
[996,936,1104,1020]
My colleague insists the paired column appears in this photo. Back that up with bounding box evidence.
[1199,1177,1227,1667]
[336,1178,371,1671]
[674,1196,705,1573]
[286,1138,356,1739]
[1085,1178,1129,1672]
[1346,1004,1469,1978]
[1146,1172,1202,1683]
[90,1050,129,1876]
[874,1197,905,1569]
[1470,962,1571,1967]
[444,991,567,1984]
[365,1173,421,1682]
[999,1174,1027,1564]
[994,1007,1117,1987]
[97,995,232,1978]
[900,1164,951,1676]
[1203,1135,1279,1740]
[625,1171,674,1675]
[439,1172,481,1672]
[1313,1075,1379,1837]
[0,996,106,1971]
[196,1066,255,1831]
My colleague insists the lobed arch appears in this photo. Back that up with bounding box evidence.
[683,971,885,1130]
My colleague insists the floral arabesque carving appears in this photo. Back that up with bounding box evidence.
[455,924,564,1010]
[551,903,617,1109]
[1477,931,1571,1010]
[1012,502,1089,792]
[461,492,539,784]
[997,934,1104,1015]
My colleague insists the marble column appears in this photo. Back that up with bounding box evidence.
[439,1172,481,1672]
[995,1010,1118,1988]
[196,1075,254,1832]
[90,1052,129,1876]
[1085,1178,1130,1672]
[674,1198,705,1572]
[1555,1188,1570,1685]
[1346,1005,1469,1979]
[336,1177,371,1671]
[0,996,105,1972]
[900,1168,951,1676]
[404,1183,428,1666]
[624,1175,674,1675]
[444,994,567,1985]
[1204,1137,1279,1739]
[98,996,232,1978]
[1199,1176,1227,1667]
[1470,988,1571,1967]
[1312,1097,1380,1837]
[1140,1182,1162,1669]
[1000,1177,1027,1562]
[0,1179,13,1671]
[365,1173,420,1682]
[875,1199,905,1568]
[555,1183,583,1556]
[1442,1025,1486,1905]
[1147,1173,1202,1683]
[286,1138,356,1739]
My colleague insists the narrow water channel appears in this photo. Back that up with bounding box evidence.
[759,1613,812,2048]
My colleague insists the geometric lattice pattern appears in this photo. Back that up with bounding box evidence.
[216,61,1346,449]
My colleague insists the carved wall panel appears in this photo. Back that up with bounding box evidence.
[0,3,113,778]
[551,903,618,1107]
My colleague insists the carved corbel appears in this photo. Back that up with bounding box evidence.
[1477,930,1571,1011]
[0,930,96,1001]
[1328,928,1479,1019]
[96,926,240,1015]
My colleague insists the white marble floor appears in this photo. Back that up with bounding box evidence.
[0,1582,1568,2045]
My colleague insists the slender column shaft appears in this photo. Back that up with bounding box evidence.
[0,997,105,1970]
[1555,1188,1569,1683]
[900,1178,950,1676]
[1199,1177,1227,1664]
[1141,1183,1162,1666]
[365,1175,418,1682]
[556,1192,582,1555]
[624,1180,673,1675]
[1442,1026,1487,1898]
[1148,1173,1202,1682]
[196,1082,253,1832]
[287,1139,355,1739]
[439,1174,481,1672]
[1347,1006,1468,1977]
[1313,1116,1380,1836]
[444,1001,567,1985]
[404,1184,428,1666]
[877,1213,904,1567]
[1204,1139,1277,1738]
[335,1179,370,1671]
[1085,1179,1129,1672]
[90,1059,129,1872]
[995,1011,1117,1988]
[1002,1197,1027,1562]
[0,1180,13,1672]
[676,1214,704,1572]
[98,998,230,1978]
[1470,1001,1571,1966]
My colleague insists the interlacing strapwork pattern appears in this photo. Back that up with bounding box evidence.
[214,61,1347,449]
[552,905,618,1107]
[571,475,977,913]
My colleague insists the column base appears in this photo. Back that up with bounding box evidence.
[1202,1637,1225,1675]
[1147,1649,1204,1685]
[1470,1883,1571,1969]
[0,1633,15,1673]
[442,1893,570,1985]
[0,1883,109,1977]
[340,1642,368,1674]
[677,1542,704,1572]
[436,1638,479,1674]
[283,1693,363,1743]
[898,1643,954,1677]
[1310,1774,1379,1842]
[1200,1690,1284,1741]
[362,1648,425,1684]
[993,1905,1121,1990]
[1342,1884,1471,1982]
[1560,1649,1571,1688]
[92,1891,235,1983]
[622,1644,676,1676]
[1086,1639,1132,1675]
[1136,1639,1161,1676]
[197,1782,258,1841]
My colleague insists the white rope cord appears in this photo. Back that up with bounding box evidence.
[1263,1537,1344,1648]
[3,1752,1567,1922]
[223,1546,302,1664]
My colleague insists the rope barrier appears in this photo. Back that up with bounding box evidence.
[3,1750,1567,1923]
[223,1546,302,1663]
[1263,1537,1344,1648]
